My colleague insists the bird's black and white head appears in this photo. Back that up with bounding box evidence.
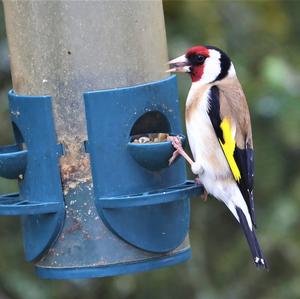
[168,45,236,84]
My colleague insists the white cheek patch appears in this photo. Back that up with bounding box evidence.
[200,49,221,84]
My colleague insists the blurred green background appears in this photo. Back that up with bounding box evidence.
[0,1,300,298]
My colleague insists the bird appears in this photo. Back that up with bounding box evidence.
[167,45,268,269]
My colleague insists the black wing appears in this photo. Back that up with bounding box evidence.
[208,86,256,227]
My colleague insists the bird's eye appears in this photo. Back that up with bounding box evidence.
[189,53,206,66]
[195,54,205,64]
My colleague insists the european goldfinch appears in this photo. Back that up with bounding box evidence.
[168,45,268,269]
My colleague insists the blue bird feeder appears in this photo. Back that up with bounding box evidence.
[1,1,203,279]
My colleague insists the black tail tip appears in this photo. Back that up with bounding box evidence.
[254,257,269,271]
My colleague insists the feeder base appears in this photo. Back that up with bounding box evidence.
[35,248,191,280]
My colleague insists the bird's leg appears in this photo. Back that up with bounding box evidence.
[168,136,208,201]
[168,135,194,166]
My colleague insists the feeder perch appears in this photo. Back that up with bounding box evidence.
[0,92,65,261]
[127,134,186,171]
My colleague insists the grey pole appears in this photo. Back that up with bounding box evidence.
[3,0,190,274]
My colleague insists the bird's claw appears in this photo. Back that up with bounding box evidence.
[168,135,183,166]
[168,135,183,150]
[201,189,208,202]
[168,149,179,166]
[194,177,202,186]
[194,178,208,201]
[168,135,182,150]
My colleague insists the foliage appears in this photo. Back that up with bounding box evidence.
[1,1,300,298]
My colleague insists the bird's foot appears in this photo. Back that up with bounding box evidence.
[201,189,208,202]
[168,135,194,166]
[168,135,183,150]
[194,177,202,186]
[168,135,182,166]
[168,149,179,166]
[194,178,208,201]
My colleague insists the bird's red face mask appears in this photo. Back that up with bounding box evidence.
[167,46,209,82]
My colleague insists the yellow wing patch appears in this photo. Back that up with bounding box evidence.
[219,118,241,182]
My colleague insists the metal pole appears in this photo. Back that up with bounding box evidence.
[3,0,189,273]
